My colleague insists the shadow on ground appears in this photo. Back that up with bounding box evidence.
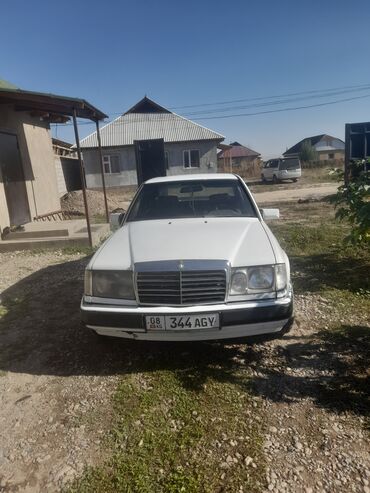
[291,253,370,294]
[248,325,370,421]
[0,257,369,420]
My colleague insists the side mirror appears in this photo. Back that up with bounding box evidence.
[110,211,126,231]
[118,212,125,226]
[261,208,280,220]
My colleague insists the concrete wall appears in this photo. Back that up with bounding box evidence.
[0,105,60,233]
[55,155,68,196]
[55,156,81,196]
[317,150,345,161]
[82,140,218,188]
[165,141,217,176]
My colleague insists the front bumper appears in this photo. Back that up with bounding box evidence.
[81,292,293,341]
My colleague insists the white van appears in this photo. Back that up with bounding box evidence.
[261,158,302,183]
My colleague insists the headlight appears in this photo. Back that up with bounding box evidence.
[229,264,287,297]
[248,266,274,291]
[229,270,248,295]
[90,270,135,299]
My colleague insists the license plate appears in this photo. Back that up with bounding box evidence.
[145,313,220,331]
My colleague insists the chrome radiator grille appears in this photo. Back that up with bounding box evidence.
[136,266,227,306]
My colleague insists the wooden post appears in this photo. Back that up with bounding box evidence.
[72,109,92,247]
[95,120,109,223]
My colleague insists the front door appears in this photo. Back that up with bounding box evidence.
[134,138,166,185]
[0,132,30,226]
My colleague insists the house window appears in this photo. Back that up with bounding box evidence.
[103,155,120,174]
[183,149,200,168]
[328,153,335,159]
[164,151,169,170]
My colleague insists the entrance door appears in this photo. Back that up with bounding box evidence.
[134,138,166,185]
[0,132,30,226]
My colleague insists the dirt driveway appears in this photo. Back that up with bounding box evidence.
[251,183,337,204]
[0,244,369,492]
[0,193,369,493]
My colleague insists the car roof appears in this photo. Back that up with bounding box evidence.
[145,173,238,184]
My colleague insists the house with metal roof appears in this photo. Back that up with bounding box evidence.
[80,97,225,187]
[217,141,261,177]
[283,134,345,161]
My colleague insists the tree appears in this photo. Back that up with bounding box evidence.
[330,159,370,246]
[299,140,318,163]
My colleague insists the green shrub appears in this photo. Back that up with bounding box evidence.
[330,159,370,246]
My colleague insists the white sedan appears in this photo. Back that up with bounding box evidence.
[81,174,293,341]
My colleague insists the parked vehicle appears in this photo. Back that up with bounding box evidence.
[81,174,293,341]
[261,157,301,183]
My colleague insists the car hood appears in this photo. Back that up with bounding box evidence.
[91,218,277,270]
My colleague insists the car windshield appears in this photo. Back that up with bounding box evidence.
[126,179,257,221]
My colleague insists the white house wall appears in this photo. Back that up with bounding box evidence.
[165,141,217,176]
[82,140,218,188]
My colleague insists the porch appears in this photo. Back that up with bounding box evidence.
[0,219,110,252]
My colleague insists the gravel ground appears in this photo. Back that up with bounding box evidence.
[0,251,118,492]
[0,250,368,493]
[256,294,370,493]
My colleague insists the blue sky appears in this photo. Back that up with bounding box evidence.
[2,0,370,158]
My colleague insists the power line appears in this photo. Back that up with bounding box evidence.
[183,86,370,116]
[70,82,370,119]
[191,93,370,120]
[169,82,370,109]
[50,85,370,129]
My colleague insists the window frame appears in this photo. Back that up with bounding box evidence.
[102,154,121,174]
[183,149,200,169]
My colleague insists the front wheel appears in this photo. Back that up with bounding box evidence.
[261,174,266,183]
[273,175,278,184]
[293,178,298,183]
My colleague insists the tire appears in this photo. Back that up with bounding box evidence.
[273,175,278,184]
[293,178,298,183]
[261,174,266,183]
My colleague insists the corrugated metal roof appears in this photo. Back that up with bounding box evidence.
[80,110,224,148]
[218,141,260,158]
[283,134,344,156]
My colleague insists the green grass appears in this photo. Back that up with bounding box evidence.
[67,357,265,493]
[270,218,370,315]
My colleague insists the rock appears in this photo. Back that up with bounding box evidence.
[244,457,253,466]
